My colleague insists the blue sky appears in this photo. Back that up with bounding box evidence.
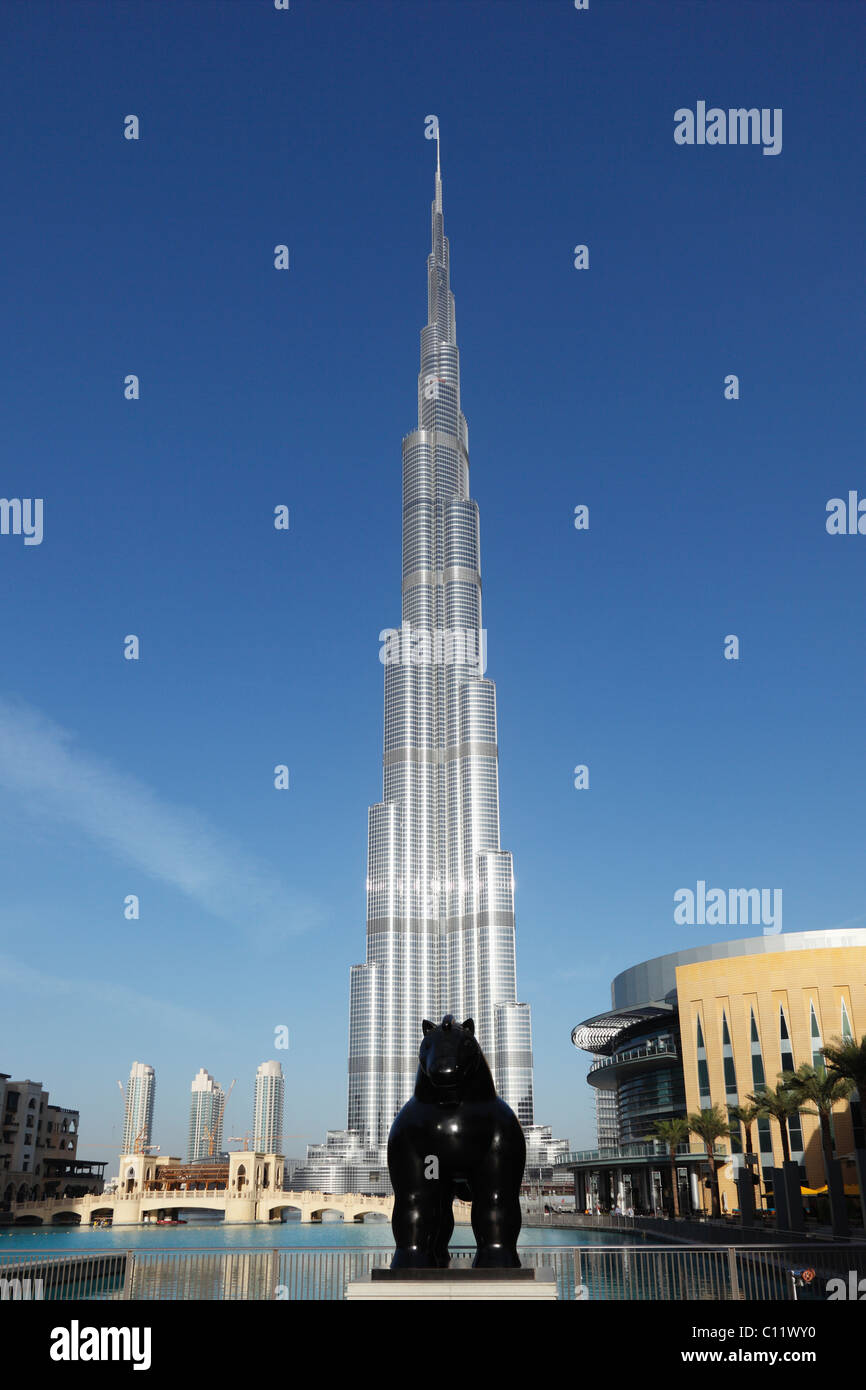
[0,0,863,1159]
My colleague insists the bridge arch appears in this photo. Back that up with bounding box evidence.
[347,1206,390,1223]
[53,1209,83,1225]
[261,1200,302,1221]
[85,1207,113,1225]
[139,1197,227,1217]
[308,1206,348,1222]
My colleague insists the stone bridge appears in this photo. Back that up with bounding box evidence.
[6,1188,473,1227]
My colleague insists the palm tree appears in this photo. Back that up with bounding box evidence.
[781,1064,854,1174]
[822,1037,866,1230]
[727,1102,759,1161]
[748,1082,802,1164]
[646,1118,690,1217]
[687,1107,730,1218]
[821,1036,866,1135]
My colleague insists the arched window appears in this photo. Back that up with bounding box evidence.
[808,1000,823,1072]
[841,999,853,1039]
[721,1012,738,1104]
[696,1015,711,1107]
[779,1005,794,1072]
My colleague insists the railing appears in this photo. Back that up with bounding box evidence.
[556,1142,727,1166]
[9,1188,354,1206]
[2,1244,864,1301]
[589,1041,678,1073]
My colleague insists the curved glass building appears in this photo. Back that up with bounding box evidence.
[567,929,866,1216]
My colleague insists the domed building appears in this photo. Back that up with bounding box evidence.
[567,929,866,1218]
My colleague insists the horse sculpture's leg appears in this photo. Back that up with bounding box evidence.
[469,1153,522,1268]
[432,1182,454,1268]
[388,1142,439,1269]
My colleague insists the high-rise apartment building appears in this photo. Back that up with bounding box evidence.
[121,1061,155,1154]
[253,1060,284,1152]
[187,1068,225,1162]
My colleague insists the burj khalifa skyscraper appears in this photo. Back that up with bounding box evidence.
[297,139,565,1192]
[347,137,534,1149]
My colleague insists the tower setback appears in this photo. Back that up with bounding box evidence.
[347,146,534,1148]
[296,146,566,1194]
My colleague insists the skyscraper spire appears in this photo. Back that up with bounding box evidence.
[344,142,536,1151]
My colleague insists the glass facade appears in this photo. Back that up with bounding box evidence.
[121,1062,155,1154]
[253,1061,284,1153]
[187,1068,225,1163]
[572,931,866,1214]
[344,149,535,1152]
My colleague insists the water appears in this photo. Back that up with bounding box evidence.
[0,1214,629,1257]
[0,1216,637,1299]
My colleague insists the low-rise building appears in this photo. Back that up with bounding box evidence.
[566,929,866,1216]
[1,1074,105,1204]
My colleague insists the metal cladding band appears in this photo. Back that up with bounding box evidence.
[346,149,534,1149]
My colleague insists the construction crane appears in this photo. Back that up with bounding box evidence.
[227,1133,253,1152]
[132,1126,159,1155]
[202,1078,236,1157]
[227,1132,307,1153]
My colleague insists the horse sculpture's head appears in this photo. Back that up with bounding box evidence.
[418,1014,480,1094]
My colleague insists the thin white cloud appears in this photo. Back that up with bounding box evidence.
[0,954,210,1032]
[0,697,322,941]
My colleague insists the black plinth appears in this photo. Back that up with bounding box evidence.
[371,1267,535,1281]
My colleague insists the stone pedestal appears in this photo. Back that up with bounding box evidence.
[773,1167,790,1230]
[346,1267,557,1301]
[735,1168,755,1227]
[826,1157,850,1238]
[783,1160,805,1233]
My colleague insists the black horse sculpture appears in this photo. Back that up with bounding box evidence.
[387,1015,526,1268]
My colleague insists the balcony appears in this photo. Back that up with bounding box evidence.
[557,1142,727,1167]
[587,1039,678,1089]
